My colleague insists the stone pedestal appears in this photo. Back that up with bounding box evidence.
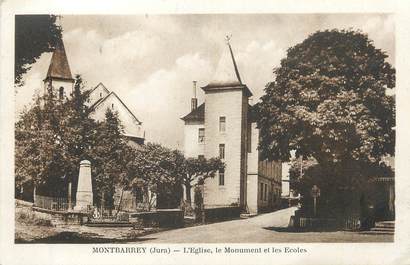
[74,160,93,212]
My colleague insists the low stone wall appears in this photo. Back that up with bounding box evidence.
[129,209,184,228]
[203,206,241,222]
[32,207,88,225]
[15,199,34,208]
[290,209,362,231]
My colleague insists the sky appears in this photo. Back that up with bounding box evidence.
[15,14,395,150]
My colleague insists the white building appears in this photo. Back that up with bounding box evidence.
[181,40,282,215]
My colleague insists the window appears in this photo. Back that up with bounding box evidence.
[219,116,226,132]
[59,87,64,100]
[100,92,102,98]
[198,155,204,159]
[219,144,225,160]
[219,168,225,186]
[198,128,205,143]
[112,103,114,109]
[260,183,264,200]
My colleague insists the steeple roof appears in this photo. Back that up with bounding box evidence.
[202,38,252,97]
[206,40,242,88]
[45,39,73,81]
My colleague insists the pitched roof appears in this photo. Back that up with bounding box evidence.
[181,103,205,122]
[90,91,142,125]
[181,103,257,123]
[46,39,74,81]
[85,82,110,97]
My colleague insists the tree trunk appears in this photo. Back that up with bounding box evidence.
[185,182,192,205]
[101,191,105,219]
[115,188,124,218]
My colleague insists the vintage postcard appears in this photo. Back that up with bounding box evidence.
[1,0,410,265]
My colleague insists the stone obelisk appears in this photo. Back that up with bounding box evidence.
[74,160,93,212]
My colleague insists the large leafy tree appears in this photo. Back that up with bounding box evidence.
[15,93,66,196]
[15,75,98,197]
[256,29,395,215]
[257,29,395,167]
[15,15,62,86]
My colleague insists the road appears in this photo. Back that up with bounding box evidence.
[138,207,393,243]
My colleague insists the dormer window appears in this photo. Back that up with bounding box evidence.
[59,87,64,100]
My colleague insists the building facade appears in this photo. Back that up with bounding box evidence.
[181,41,282,215]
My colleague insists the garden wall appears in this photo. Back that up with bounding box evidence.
[203,206,241,222]
[129,209,184,228]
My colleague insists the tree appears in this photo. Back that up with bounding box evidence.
[182,157,224,204]
[15,76,99,198]
[256,29,394,167]
[255,29,395,217]
[15,15,62,86]
[126,143,184,210]
[91,108,129,208]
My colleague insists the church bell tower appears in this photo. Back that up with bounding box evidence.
[43,39,74,100]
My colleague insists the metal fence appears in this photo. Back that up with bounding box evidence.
[34,195,74,212]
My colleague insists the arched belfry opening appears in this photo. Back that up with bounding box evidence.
[59,87,64,99]
[43,38,74,99]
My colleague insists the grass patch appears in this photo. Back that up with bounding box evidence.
[16,206,53,227]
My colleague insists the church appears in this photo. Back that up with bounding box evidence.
[181,40,282,215]
[43,39,145,145]
[42,38,147,210]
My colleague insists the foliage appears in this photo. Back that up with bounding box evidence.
[125,143,184,209]
[289,156,394,217]
[182,156,225,203]
[15,75,98,196]
[255,29,395,217]
[15,75,221,211]
[256,29,395,165]
[15,15,62,86]
[91,108,130,207]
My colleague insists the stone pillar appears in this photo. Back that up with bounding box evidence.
[68,181,72,211]
[74,160,93,212]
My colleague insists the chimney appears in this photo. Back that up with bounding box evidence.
[191,80,198,111]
